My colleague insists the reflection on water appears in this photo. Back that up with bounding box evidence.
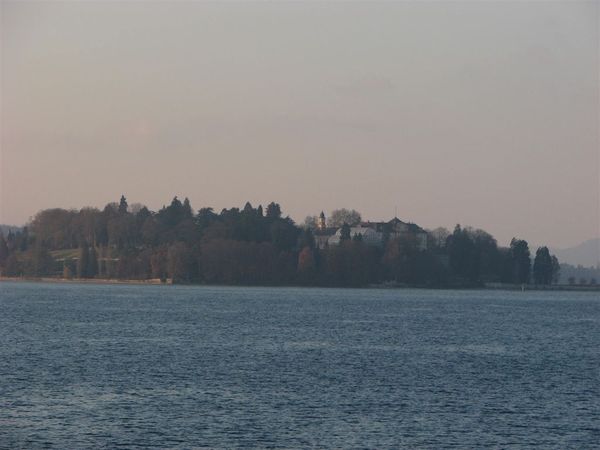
[1,282,598,448]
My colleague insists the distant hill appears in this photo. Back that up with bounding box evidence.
[551,238,600,268]
[0,224,22,236]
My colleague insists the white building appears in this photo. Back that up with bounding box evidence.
[327,226,383,247]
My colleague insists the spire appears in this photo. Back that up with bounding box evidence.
[317,211,326,230]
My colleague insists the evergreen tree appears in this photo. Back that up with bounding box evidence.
[340,223,351,242]
[266,202,282,219]
[118,195,128,215]
[197,207,217,229]
[269,219,300,251]
[243,201,254,214]
[0,234,8,266]
[163,197,184,226]
[182,198,193,218]
[447,225,479,282]
[533,247,553,285]
[30,244,54,276]
[551,255,560,284]
[19,227,29,251]
[77,244,90,278]
[87,245,99,278]
[6,230,14,250]
[7,196,552,288]
[137,206,152,221]
[298,228,315,249]
[510,238,531,284]
[3,253,21,276]
[97,247,107,277]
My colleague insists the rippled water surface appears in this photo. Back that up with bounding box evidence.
[1,282,599,448]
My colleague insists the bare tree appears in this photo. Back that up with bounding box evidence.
[129,203,146,215]
[327,209,361,227]
[303,215,318,229]
[428,227,450,249]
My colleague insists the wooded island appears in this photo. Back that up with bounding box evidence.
[0,196,560,288]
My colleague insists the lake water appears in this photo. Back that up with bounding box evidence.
[1,282,598,448]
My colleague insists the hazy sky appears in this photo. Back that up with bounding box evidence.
[1,1,598,248]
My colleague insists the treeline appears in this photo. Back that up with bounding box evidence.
[0,196,560,287]
[558,263,600,286]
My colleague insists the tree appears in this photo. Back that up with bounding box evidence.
[181,198,193,218]
[266,202,282,219]
[159,197,184,227]
[63,258,75,279]
[551,255,560,284]
[510,238,531,284]
[87,246,98,278]
[243,201,254,214]
[470,228,501,282]
[339,223,351,242]
[3,253,21,276]
[18,227,29,251]
[128,203,146,215]
[197,207,217,230]
[322,241,379,287]
[303,215,318,229]
[269,219,300,251]
[77,244,90,278]
[167,242,195,282]
[428,227,450,251]
[27,244,54,276]
[150,246,168,280]
[533,247,553,285]
[446,225,479,283]
[10,195,546,288]
[383,234,437,285]
[118,195,128,215]
[30,208,76,249]
[0,234,8,267]
[297,246,316,284]
[75,207,102,247]
[327,209,361,227]
[199,239,289,285]
[107,214,137,249]
[136,206,152,230]
[297,228,315,249]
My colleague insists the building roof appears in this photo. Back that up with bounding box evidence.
[360,217,427,234]
[313,227,337,236]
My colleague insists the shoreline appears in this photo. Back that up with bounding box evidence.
[0,276,170,286]
[1,276,599,292]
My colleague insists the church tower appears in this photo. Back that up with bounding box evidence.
[317,211,326,230]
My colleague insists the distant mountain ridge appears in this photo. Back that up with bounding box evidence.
[551,238,600,268]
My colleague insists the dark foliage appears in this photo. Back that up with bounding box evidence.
[0,196,561,287]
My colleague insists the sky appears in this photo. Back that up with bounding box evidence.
[1,1,598,249]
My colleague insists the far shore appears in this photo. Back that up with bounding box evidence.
[1,276,599,292]
[0,276,171,286]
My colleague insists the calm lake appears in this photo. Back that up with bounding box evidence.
[1,282,598,448]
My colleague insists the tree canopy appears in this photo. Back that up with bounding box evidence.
[0,196,562,289]
[327,209,362,228]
